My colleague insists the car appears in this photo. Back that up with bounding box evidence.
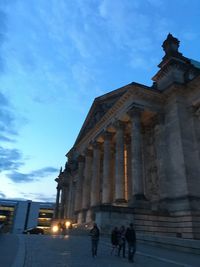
[23,227,44,235]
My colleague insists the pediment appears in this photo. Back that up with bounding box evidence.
[74,85,129,145]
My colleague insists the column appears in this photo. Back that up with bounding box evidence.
[60,186,66,219]
[74,155,85,212]
[114,120,126,202]
[82,149,93,209]
[54,186,61,219]
[91,142,101,206]
[102,131,113,204]
[154,114,168,199]
[67,179,75,219]
[64,186,69,219]
[126,135,132,204]
[128,107,145,200]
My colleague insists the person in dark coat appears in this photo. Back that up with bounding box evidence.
[111,226,119,255]
[125,223,136,262]
[90,223,100,257]
[118,225,126,258]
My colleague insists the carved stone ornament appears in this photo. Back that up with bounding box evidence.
[92,141,102,149]
[127,106,143,119]
[113,120,126,130]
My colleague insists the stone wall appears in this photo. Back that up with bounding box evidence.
[92,206,200,240]
[134,210,200,240]
[143,124,159,202]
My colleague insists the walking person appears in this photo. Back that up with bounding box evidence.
[125,223,136,262]
[90,223,100,258]
[111,226,119,255]
[118,225,126,258]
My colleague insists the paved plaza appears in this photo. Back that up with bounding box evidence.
[1,233,200,267]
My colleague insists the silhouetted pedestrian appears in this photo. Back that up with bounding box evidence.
[125,223,136,262]
[90,223,100,257]
[118,225,126,258]
[111,226,119,255]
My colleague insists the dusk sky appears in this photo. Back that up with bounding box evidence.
[0,0,200,202]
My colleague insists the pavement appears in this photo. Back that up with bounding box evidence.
[0,232,200,267]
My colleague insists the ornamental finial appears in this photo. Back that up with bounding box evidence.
[162,33,180,56]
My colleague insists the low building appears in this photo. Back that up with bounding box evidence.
[0,199,54,234]
[55,34,200,240]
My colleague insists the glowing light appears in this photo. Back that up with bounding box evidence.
[52,225,59,233]
[65,221,71,229]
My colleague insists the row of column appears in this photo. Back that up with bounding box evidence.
[54,174,75,220]
[75,107,145,212]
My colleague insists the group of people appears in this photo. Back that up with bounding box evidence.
[89,222,136,263]
[111,223,136,262]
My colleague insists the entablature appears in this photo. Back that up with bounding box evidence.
[73,85,165,153]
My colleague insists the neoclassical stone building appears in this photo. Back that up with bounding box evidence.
[55,34,200,239]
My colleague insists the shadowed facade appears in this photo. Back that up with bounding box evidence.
[55,34,200,240]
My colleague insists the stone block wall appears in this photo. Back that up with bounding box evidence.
[134,210,200,240]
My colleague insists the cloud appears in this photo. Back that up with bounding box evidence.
[7,166,58,183]
[19,192,56,202]
[0,109,17,135]
[0,6,7,71]
[0,91,19,142]
[0,91,9,105]
[0,191,6,198]
[0,146,23,172]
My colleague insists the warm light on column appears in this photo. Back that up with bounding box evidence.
[124,149,128,201]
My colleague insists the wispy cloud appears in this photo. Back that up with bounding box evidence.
[0,91,19,142]
[7,167,58,183]
[0,191,6,198]
[0,6,7,71]
[0,146,23,172]
[19,192,56,202]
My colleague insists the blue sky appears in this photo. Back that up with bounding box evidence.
[0,0,200,202]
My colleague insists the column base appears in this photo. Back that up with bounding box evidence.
[114,198,128,205]
[77,212,84,224]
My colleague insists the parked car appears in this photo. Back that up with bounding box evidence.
[23,227,44,235]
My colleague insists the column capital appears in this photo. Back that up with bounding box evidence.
[92,141,102,150]
[127,106,143,118]
[113,120,126,130]
[103,131,114,141]
[84,148,93,157]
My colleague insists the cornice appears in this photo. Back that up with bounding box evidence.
[152,59,188,81]
[73,85,164,152]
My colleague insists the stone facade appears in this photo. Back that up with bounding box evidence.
[55,34,200,239]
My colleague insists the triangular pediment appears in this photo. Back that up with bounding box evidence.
[74,85,130,145]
